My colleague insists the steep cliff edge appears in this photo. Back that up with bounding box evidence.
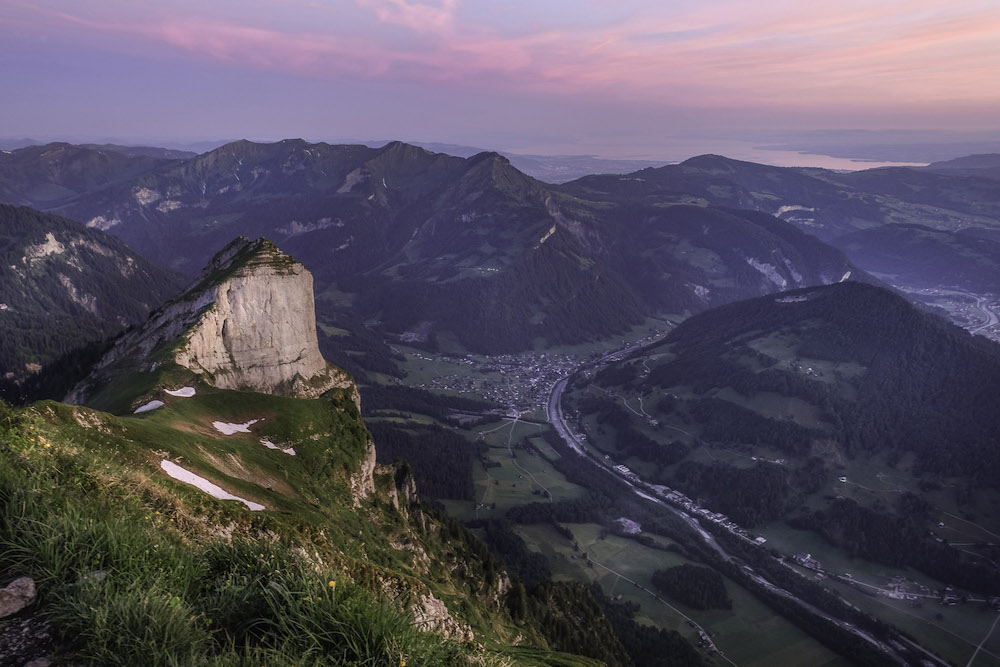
[0,233,653,665]
[67,237,358,408]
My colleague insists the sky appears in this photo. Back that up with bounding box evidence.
[2,0,999,159]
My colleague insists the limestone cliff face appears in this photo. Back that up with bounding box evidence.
[67,237,358,407]
[172,239,349,399]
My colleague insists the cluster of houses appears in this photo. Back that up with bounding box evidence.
[655,487,767,545]
[411,349,582,411]
[696,629,717,653]
[612,463,638,481]
[792,552,822,571]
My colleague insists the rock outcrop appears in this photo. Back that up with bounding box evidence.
[0,577,35,618]
[348,438,377,506]
[67,237,358,407]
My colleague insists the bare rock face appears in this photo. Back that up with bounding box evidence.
[0,577,35,618]
[171,239,349,399]
[412,593,475,642]
[68,237,358,406]
[348,438,377,506]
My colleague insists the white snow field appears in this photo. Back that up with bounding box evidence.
[212,419,260,435]
[260,439,296,456]
[159,460,265,510]
[134,400,165,414]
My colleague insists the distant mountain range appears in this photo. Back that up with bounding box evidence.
[561,153,1000,319]
[562,153,1000,242]
[4,139,1000,353]
[373,140,671,183]
[0,140,869,353]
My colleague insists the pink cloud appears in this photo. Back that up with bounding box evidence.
[354,0,459,33]
[7,0,1000,111]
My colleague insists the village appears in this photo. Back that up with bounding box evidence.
[401,327,670,413]
[406,349,583,412]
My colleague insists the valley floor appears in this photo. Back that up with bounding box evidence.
[379,319,1000,667]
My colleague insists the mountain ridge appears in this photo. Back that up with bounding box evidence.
[0,140,902,352]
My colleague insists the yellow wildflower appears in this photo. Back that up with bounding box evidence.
[329,580,336,589]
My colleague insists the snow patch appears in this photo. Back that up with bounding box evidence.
[213,419,260,435]
[165,387,196,397]
[134,400,165,414]
[839,271,852,282]
[159,460,265,510]
[260,439,296,456]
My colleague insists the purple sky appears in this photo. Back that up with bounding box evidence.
[2,0,999,158]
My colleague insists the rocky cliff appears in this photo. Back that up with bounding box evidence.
[67,237,358,407]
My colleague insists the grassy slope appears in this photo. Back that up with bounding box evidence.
[0,392,602,667]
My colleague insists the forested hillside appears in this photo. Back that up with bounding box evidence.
[0,205,181,398]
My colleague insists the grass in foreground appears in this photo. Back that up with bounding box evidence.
[0,400,585,667]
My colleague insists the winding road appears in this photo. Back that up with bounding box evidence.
[545,354,948,667]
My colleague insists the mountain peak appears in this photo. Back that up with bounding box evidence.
[468,150,509,164]
[679,154,753,172]
[68,237,357,410]
[198,236,293,284]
